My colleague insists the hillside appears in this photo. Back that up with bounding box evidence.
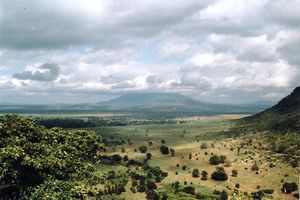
[241,86,300,132]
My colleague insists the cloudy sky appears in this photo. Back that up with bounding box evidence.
[0,0,299,104]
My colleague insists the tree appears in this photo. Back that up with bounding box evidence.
[123,155,129,162]
[170,148,175,157]
[231,169,238,177]
[220,190,228,200]
[192,169,200,178]
[211,167,228,181]
[146,190,159,200]
[0,115,105,198]
[182,186,195,195]
[209,155,220,165]
[146,153,152,160]
[139,145,148,153]
[282,182,298,193]
[160,146,169,155]
[220,155,226,163]
[201,170,208,180]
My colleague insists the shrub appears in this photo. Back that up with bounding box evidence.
[160,193,168,200]
[220,155,227,163]
[282,182,298,193]
[121,147,126,153]
[209,155,220,165]
[201,170,208,180]
[220,190,228,200]
[139,145,148,153]
[146,181,157,190]
[192,169,200,178]
[146,153,152,160]
[160,146,169,155]
[211,167,228,181]
[123,155,129,162]
[201,143,208,149]
[276,144,287,153]
[231,169,238,177]
[262,189,274,194]
[182,166,187,170]
[251,191,264,200]
[182,186,195,195]
[170,148,175,157]
[251,162,259,171]
[290,159,299,168]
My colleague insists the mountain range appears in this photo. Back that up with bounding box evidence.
[0,92,274,115]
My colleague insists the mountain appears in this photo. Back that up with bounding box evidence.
[0,92,273,116]
[97,92,272,115]
[241,86,300,132]
[101,93,198,106]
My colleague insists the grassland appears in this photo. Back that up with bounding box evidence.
[87,115,298,199]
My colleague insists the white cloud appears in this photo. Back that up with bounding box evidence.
[0,0,299,103]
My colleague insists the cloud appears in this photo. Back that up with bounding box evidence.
[0,0,300,104]
[13,63,60,81]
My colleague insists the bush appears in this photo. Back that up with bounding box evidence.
[201,143,208,149]
[170,148,175,157]
[282,182,298,193]
[251,162,259,171]
[262,189,274,194]
[139,145,148,153]
[201,170,208,180]
[0,115,105,198]
[160,146,169,155]
[192,169,200,178]
[209,155,220,165]
[146,153,152,160]
[146,190,159,200]
[220,155,227,163]
[146,181,157,190]
[290,159,299,168]
[276,144,287,153]
[123,155,129,162]
[220,190,228,200]
[111,154,122,162]
[182,186,195,195]
[231,169,238,177]
[211,167,228,181]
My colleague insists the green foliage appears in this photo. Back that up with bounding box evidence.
[0,115,105,198]
[211,167,228,181]
[192,169,200,178]
[209,155,221,165]
[220,190,228,200]
[282,182,298,194]
[160,145,169,155]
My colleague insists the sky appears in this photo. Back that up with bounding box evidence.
[0,0,299,104]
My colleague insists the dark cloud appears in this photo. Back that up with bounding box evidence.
[13,63,60,81]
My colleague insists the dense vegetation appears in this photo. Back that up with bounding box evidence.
[0,115,105,199]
